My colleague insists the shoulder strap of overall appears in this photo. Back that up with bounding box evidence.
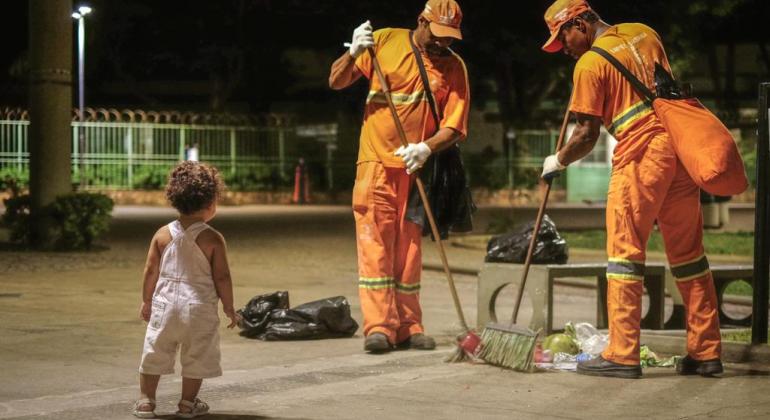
[408,31,441,131]
[590,46,656,103]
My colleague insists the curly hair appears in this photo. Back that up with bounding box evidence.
[165,162,224,215]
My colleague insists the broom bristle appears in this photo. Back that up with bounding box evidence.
[477,323,538,371]
[444,344,470,363]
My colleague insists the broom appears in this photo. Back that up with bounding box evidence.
[477,93,573,371]
[365,47,479,362]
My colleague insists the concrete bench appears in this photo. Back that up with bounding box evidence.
[664,265,754,329]
[477,262,666,334]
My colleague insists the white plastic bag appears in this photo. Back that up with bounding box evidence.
[574,322,608,356]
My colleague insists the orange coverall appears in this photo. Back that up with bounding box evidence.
[352,27,469,344]
[571,23,721,365]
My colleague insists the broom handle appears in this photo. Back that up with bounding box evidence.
[368,48,470,332]
[510,92,573,324]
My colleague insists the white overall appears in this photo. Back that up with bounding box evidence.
[139,221,222,379]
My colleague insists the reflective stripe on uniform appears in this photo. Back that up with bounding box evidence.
[607,100,654,136]
[366,90,427,105]
[671,255,710,281]
[607,257,645,281]
[359,277,395,290]
[395,282,420,294]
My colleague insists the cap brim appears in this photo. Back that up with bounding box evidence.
[542,29,563,53]
[429,22,462,40]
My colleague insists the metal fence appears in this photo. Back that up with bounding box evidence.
[0,120,294,190]
[0,120,28,176]
[1,118,567,192]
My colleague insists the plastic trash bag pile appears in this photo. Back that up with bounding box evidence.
[534,322,679,371]
[485,214,568,264]
[535,322,607,371]
[237,291,359,340]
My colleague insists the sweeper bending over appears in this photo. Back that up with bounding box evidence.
[540,0,747,378]
[328,0,470,353]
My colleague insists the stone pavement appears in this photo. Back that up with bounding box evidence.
[0,205,767,420]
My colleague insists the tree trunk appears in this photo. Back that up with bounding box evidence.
[28,0,73,248]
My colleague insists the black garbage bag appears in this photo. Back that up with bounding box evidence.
[405,144,476,240]
[237,291,290,337]
[237,292,359,340]
[485,214,569,264]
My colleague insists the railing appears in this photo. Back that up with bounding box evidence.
[0,118,573,192]
[0,120,28,175]
[0,120,294,190]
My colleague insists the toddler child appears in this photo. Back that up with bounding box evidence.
[133,161,241,418]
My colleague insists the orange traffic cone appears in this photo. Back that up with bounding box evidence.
[292,158,310,204]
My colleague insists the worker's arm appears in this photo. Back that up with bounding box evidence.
[395,57,469,174]
[395,127,463,174]
[139,230,163,322]
[328,52,363,90]
[425,127,464,153]
[328,20,373,90]
[541,112,602,179]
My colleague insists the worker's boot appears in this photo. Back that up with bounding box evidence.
[676,355,723,376]
[577,355,642,379]
[364,333,391,353]
[397,333,436,350]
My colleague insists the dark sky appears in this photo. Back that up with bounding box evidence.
[1,0,767,115]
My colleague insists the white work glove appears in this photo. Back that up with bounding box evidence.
[394,143,432,175]
[541,154,566,180]
[349,20,374,58]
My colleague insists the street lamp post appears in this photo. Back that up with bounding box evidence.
[72,5,91,187]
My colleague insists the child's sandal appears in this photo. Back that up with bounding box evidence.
[176,398,209,418]
[132,398,156,419]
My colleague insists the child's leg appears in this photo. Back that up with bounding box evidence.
[178,377,209,416]
[135,373,160,416]
[139,373,160,400]
[179,377,203,408]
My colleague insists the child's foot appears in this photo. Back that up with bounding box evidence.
[176,398,209,418]
[132,398,156,419]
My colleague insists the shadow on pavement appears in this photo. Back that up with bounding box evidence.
[157,413,305,420]
[723,369,770,377]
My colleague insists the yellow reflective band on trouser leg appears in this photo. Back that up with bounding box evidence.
[358,277,395,290]
[671,255,710,282]
[395,282,420,295]
[607,258,646,280]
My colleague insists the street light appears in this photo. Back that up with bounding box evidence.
[72,5,92,187]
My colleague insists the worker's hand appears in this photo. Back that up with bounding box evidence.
[349,20,374,58]
[140,301,151,322]
[395,142,432,174]
[224,306,243,329]
[541,154,566,181]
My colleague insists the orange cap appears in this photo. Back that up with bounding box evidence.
[421,0,463,40]
[542,0,592,53]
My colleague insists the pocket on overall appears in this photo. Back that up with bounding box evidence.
[653,98,748,196]
[189,303,220,332]
[149,300,167,330]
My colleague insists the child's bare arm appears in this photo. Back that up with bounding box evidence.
[204,230,241,328]
[140,229,165,321]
